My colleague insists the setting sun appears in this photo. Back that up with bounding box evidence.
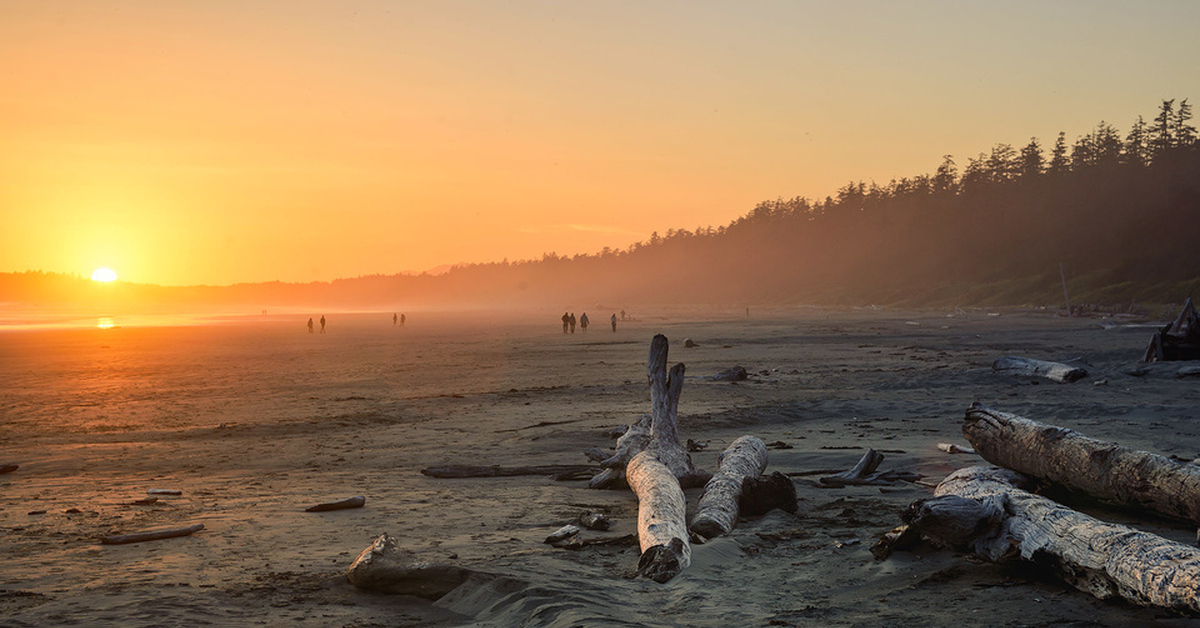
[91,268,118,282]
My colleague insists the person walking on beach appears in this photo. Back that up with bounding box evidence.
[569,313,576,333]
[307,318,314,334]
[400,313,406,327]
[320,315,326,333]
[580,312,589,332]
[611,313,617,332]
[561,312,570,333]
[393,313,398,326]
[620,309,626,321]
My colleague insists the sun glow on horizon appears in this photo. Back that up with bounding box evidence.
[91,268,118,282]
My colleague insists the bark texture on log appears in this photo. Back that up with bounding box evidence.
[347,533,476,599]
[963,403,1200,524]
[690,436,768,539]
[628,451,690,583]
[992,356,1087,383]
[911,465,1200,613]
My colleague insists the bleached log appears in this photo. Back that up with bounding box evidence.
[992,356,1087,383]
[347,533,475,599]
[101,524,204,545]
[907,466,1200,613]
[689,436,768,538]
[628,451,690,583]
[588,414,651,489]
[964,403,1200,524]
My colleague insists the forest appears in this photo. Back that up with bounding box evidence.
[4,99,1199,313]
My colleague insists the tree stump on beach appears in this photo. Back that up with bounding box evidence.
[904,465,1200,613]
[1143,298,1200,362]
[347,533,477,599]
[963,403,1200,524]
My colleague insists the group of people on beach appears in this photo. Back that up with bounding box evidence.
[561,311,620,333]
[306,316,326,333]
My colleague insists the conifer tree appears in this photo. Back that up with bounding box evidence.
[1048,131,1070,175]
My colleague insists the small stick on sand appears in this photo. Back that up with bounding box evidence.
[305,495,366,512]
[101,523,204,545]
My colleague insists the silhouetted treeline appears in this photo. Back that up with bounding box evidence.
[4,99,1198,313]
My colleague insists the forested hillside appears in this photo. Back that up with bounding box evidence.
[5,99,1198,312]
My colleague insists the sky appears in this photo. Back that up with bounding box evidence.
[2,0,1199,287]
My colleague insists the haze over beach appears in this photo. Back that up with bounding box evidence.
[4,2,1200,628]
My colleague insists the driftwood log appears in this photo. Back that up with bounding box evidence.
[1143,298,1200,362]
[628,451,690,583]
[964,403,1200,524]
[907,466,1200,613]
[992,356,1087,383]
[347,533,477,599]
[101,524,204,545]
[689,436,768,539]
[588,414,651,489]
[305,495,366,512]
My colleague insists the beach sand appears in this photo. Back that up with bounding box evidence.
[3,307,1200,627]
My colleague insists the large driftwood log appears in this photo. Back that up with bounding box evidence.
[628,451,690,583]
[689,436,768,538]
[992,356,1087,383]
[964,403,1200,524]
[347,533,477,599]
[907,466,1200,613]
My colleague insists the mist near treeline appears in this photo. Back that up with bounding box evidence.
[6,99,1199,314]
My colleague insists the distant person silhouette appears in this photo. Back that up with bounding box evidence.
[580,312,589,332]
[620,309,627,321]
[307,318,314,334]
[569,313,576,333]
[561,312,570,334]
[610,313,617,332]
[393,313,398,326]
[400,313,406,326]
[320,315,326,333]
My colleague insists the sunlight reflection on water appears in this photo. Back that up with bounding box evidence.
[97,317,116,329]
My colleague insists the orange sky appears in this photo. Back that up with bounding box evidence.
[3,1,1199,286]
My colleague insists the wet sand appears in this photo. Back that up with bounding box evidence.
[3,307,1200,627]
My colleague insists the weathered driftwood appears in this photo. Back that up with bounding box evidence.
[0,463,18,474]
[907,465,1200,613]
[347,533,476,599]
[422,464,598,479]
[628,451,690,583]
[147,488,182,495]
[101,523,204,545]
[1178,365,1200,378]
[937,442,975,454]
[964,403,1200,524]
[992,356,1087,383]
[1144,298,1200,362]
[690,436,769,538]
[817,449,920,487]
[305,495,366,512]
[545,524,581,544]
[577,512,611,530]
[588,414,651,489]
